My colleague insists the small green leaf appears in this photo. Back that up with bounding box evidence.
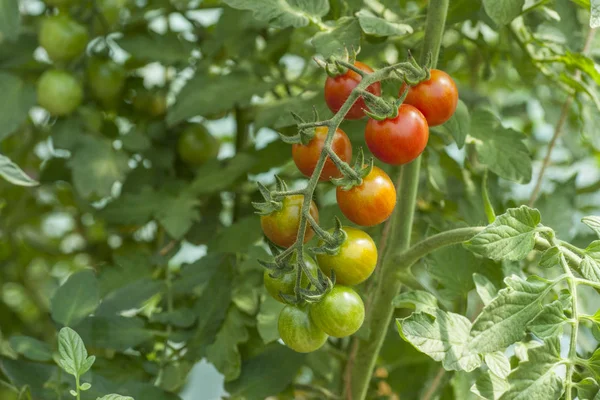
[539,246,561,269]
[473,273,498,306]
[96,395,134,400]
[9,336,53,362]
[392,290,438,312]
[484,351,511,379]
[356,10,413,37]
[583,216,600,238]
[0,154,38,187]
[464,206,541,261]
[57,327,96,377]
[223,0,329,28]
[471,370,508,400]
[397,308,481,372]
[527,301,567,339]
[51,270,100,327]
[79,382,91,391]
[0,72,35,141]
[483,0,525,25]
[581,256,600,283]
[312,17,361,59]
[0,0,20,42]
[441,100,470,148]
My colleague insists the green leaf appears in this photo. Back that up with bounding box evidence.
[206,306,251,381]
[527,301,567,339]
[0,73,35,141]
[539,246,561,269]
[469,276,551,354]
[473,273,498,306]
[100,187,157,226]
[583,216,600,238]
[592,0,600,27]
[581,255,600,283]
[485,351,511,378]
[210,215,262,253]
[588,348,600,380]
[482,0,524,25]
[225,343,305,398]
[0,0,20,42]
[0,359,55,399]
[312,17,361,59]
[397,308,481,372]
[96,278,164,316]
[75,316,153,351]
[155,191,200,239]
[69,136,129,198]
[97,395,134,400]
[501,337,564,400]
[471,371,509,400]
[464,206,541,261]
[576,377,600,400]
[441,99,470,149]
[189,154,256,195]
[222,0,329,28]
[116,32,194,64]
[356,10,412,37]
[150,308,196,328]
[57,327,96,377]
[8,336,53,362]
[393,290,439,312]
[51,270,100,327]
[0,154,38,187]
[469,109,531,183]
[257,296,285,344]
[167,71,273,126]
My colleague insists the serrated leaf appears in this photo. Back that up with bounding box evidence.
[393,290,438,312]
[57,327,95,377]
[539,247,561,269]
[97,395,134,400]
[356,10,413,37]
[0,0,20,42]
[527,301,567,340]
[223,0,329,28]
[312,17,361,59]
[51,270,99,327]
[464,206,541,261]
[0,154,38,187]
[441,99,470,149]
[470,276,551,354]
[485,352,511,379]
[69,136,129,198]
[206,306,250,381]
[397,308,481,372]
[0,73,35,141]
[588,348,600,380]
[583,216,600,238]
[500,336,564,400]
[471,371,509,400]
[483,0,525,25]
[470,110,532,183]
[9,336,53,362]
[581,256,600,283]
[592,0,600,27]
[473,273,498,306]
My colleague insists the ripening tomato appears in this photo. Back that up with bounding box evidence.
[336,166,396,227]
[365,104,429,165]
[401,69,458,126]
[39,15,89,62]
[324,61,381,120]
[132,90,167,118]
[177,124,220,166]
[316,227,377,286]
[260,195,319,248]
[310,285,365,337]
[278,305,328,353]
[292,126,352,181]
[37,69,83,116]
[264,255,319,303]
[87,58,126,107]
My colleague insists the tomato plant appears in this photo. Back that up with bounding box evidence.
[260,194,319,248]
[365,104,429,165]
[37,69,83,116]
[278,305,328,353]
[264,255,318,303]
[38,14,89,62]
[177,124,220,166]
[401,69,458,127]
[292,126,352,181]
[336,165,396,226]
[310,285,365,338]
[316,226,377,286]
[324,61,381,120]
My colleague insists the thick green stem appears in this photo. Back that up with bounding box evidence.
[348,1,449,398]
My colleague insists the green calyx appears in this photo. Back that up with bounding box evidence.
[331,148,372,190]
[251,176,287,215]
[311,217,347,257]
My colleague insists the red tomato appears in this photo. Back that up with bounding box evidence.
[260,195,319,248]
[365,104,429,165]
[324,61,381,120]
[401,69,458,126]
[292,126,352,181]
[336,166,396,227]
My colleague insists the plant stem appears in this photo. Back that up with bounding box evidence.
[75,375,81,400]
[528,28,596,206]
[348,2,449,398]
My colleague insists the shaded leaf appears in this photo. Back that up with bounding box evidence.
[393,290,438,312]
[471,371,509,400]
[483,0,524,25]
[116,32,194,64]
[473,273,498,306]
[0,154,38,187]
[356,10,412,37]
[75,316,153,351]
[0,73,35,141]
[257,296,285,344]
[441,99,470,149]
[223,0,329,28]
[312,17,361,59]
[0,0,20,42]
[8,336,53,362]
[51,270,100,327]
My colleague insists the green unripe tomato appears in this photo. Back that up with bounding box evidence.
[177,124,219,166]
[37,69,83,116]
[278,305,328,353]
[132,90,167,118]
[264,255,318,304]
[39,15,89,62]
[87,58,126,107]
[310,285,365,338]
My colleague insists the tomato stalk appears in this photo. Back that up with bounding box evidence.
[348,0,450,398]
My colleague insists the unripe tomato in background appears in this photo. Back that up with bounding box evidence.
[87,58,127,108]
[39,14,89,62]
[37,69,83,116]
[177,124,220,166]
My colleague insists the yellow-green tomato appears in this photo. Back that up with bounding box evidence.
[278,305,328,353]
[37,69,83,116]
[260,195,319,248]
[317,227,377,286]
[87,58,126,107]
[310,285,365,338]
[39,15,89,62]
[264,255,318,304]
[177,124,220,166]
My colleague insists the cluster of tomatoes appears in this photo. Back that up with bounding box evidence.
[260,60,458,353]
